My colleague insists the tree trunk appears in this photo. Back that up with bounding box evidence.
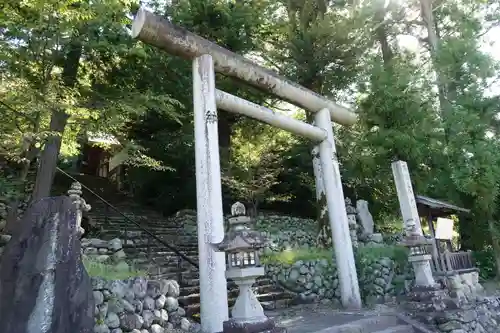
[31,110,70,202]
[373,1,394,70]
[419,0,452,131]
[31,40,82,202]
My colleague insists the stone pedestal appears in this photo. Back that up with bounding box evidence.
[409,254,435,287]
[400,235,435,288]
[222,318,286,333]
[223,267,286,333]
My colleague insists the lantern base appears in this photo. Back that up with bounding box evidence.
[221,318,286,333]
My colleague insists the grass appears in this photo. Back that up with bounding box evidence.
[261,247,333,265]
[261,245,409,267]
[83,256,147,280]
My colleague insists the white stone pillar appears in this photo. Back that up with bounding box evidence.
[315,108,361,309]
[391,161,422,234]
[193,54,229,332]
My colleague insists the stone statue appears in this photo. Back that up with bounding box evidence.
[0,196,94,333]
[67,182,91,236]
[231,202,246,217]
[405,218,418,236]
[356,200,374,235]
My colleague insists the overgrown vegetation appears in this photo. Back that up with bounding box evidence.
[356,245,409,271]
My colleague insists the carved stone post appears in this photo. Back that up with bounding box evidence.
[67,182,91,236]
[392,161,435,287]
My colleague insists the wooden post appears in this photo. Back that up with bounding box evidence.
[427,213,441,272]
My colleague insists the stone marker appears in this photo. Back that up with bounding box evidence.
[356,200,374,235]
[0,196,94,333]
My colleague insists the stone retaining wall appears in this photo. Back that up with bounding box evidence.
[446,271,484,303]
[358,256,413,304]
[432,297,500,333]
[265,258,340,305]
[83,237,128,264]
[92,277,200,333]
[264,250,410,306]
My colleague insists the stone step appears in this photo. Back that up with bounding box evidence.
[373,325,415,333]
[124,249,198,261]
[130,257,195,268]
[94,229,196,242]
[90,219,186,231]
[148,270,200,281]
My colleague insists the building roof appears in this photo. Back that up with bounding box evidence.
[416,195,470,218]
[87,132,120,146]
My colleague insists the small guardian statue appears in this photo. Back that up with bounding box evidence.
[68,182,91,236]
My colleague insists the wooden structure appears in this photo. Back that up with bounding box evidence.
[416,195,475,273]
[78,132,122,179]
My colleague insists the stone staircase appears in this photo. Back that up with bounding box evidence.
[52,172,296,317]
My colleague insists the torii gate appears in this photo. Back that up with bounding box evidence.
[131,8,361,333]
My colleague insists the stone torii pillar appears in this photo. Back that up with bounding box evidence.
[193,54,229,333]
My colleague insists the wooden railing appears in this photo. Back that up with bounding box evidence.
[441,250,475,272]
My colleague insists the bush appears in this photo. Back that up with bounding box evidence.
[355,244,409,272]
[474,246,496,281]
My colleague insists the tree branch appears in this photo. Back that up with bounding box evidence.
[0,100,36,125]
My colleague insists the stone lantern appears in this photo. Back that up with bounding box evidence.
[400,218,435,287]
[214,202,285,333]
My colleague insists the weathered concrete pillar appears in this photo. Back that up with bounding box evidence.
[192,54,229,332]
[315,108,362,309]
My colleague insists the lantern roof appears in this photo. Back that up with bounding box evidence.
[216,229,266,252]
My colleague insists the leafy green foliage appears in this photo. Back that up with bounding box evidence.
[356,245,409,272]
[3,0,500,278]
[474,246,497,281]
